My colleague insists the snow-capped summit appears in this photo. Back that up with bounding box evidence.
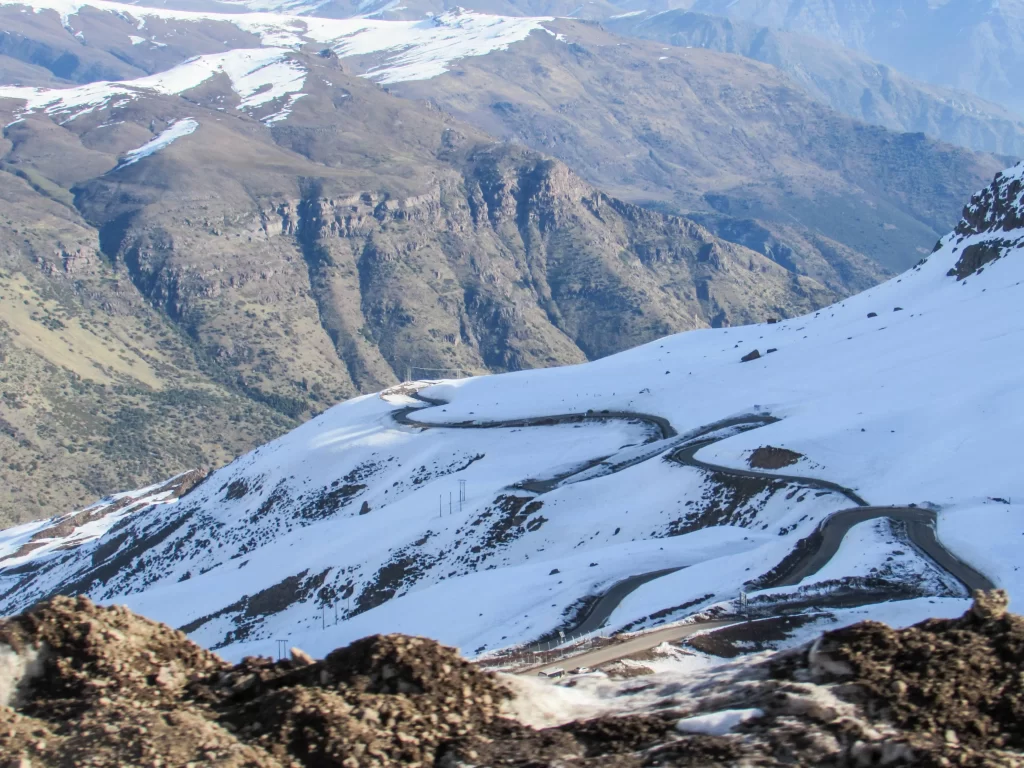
[1,164,1023,662]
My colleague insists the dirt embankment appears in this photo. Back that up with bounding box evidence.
[748,446,804,469]
[1,593,1023,767]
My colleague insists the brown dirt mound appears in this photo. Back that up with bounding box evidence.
[0,596,509,767]
[816,589,1024,753]
[3,594,1024,767]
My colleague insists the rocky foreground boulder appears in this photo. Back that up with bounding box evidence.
[1,593,1022,767]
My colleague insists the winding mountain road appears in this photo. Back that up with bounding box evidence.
[667,441,994,592]
[385,388,994,672]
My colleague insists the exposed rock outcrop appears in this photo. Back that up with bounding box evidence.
[2,594,1022,767]
[949,165,1024,280]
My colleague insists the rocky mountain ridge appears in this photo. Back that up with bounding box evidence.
[606,8,1024,158]
[0,43,837,524]
[686,0,1024,116]
[0,0,1015,526]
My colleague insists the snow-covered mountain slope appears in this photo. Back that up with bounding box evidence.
[0,48,306,122]
[2,165,1023,662]
[0,0,556,84]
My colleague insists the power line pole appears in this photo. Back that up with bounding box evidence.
[459,479,466,512]
[449,491,452,516]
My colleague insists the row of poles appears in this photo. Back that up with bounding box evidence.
[440,480,468,517]
[274,480,471,659]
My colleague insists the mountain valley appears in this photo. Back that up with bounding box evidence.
[686,0,1024,116]
[2,160,1021,671]
[0,0,1010,522]
[1,4,1023,764]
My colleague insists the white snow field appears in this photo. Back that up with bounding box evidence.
[0,48,307,122]
[117,117,198,166]
[0,0,557,85]
[1,165,1023,663]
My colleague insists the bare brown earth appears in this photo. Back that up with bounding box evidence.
[1,593,1023,767]
[748,446,804,469]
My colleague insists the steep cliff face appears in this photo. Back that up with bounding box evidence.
[389,21,1007,282]
[0,169,294,528]
[89,143,835,404]
[947,164,1024,280]
[0,20,999,524]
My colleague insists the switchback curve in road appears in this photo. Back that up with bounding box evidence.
[383,387,994,672]
[392,395,677,441]
[666,443,994,593]
[524,567,686,652]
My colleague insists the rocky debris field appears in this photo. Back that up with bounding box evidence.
[1,593,1023,767]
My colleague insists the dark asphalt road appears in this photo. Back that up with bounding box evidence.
[666,444,994,593]
[385,387,994,666]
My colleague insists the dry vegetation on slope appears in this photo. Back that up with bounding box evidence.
[0,7,1009,524]
[0,50,843,523]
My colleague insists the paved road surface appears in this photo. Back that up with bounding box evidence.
[524,567,686,652]
[521,620,739,676]
[393,393,677,440]
[669,440,869,506]
[667,443,994,593]
[384,387,994,674]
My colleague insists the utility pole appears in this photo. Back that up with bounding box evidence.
[459,479,466,512]
[276,639,287,661]
[449,491,452,516]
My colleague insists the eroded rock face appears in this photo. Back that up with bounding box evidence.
[2,594,1023,767]
[949,165,1024,280]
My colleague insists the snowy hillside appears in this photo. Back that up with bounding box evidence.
[2,165,1023,662]
[0,0,556,84]
[0,48,306,122]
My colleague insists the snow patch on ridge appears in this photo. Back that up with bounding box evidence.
[325,12,555,84]
[0,0,557,84]
[0,48,306,120]
[116,117,197,167]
